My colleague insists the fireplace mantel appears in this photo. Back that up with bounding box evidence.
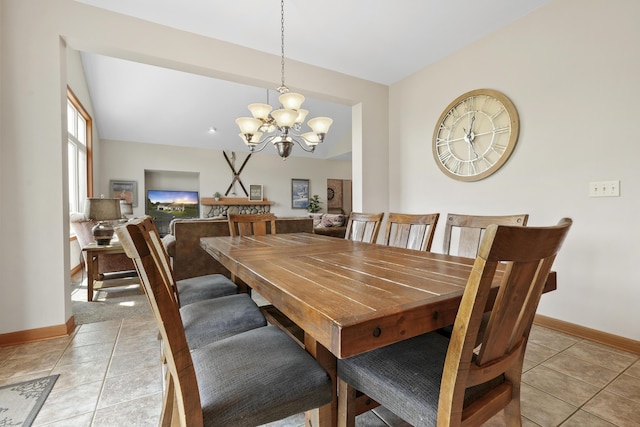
[201,197,273,217]
[201,197,273,206]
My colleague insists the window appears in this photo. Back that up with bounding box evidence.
[67,88,93,213]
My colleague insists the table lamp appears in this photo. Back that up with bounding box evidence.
[83,197,121,245]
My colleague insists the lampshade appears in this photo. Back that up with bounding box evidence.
[235,117,262,134]
[278,92,305,110]
[271,109,298,128]
[83,198,121,245]
[84,198,121,221]
[307,117,333,135]
[248,103,273,120]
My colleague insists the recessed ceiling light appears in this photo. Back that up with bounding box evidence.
[208,127,217,134]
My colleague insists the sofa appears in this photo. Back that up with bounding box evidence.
[162,217,313,281]
[310,213,347,238]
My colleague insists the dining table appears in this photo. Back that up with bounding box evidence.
[200,232,557,426]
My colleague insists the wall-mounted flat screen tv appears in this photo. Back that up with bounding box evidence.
[146,190,200,235]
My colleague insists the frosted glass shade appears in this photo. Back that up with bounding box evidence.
[307,117,333,134]
[235,117,262,134]
[271,109,298,128]
[301,132,320,146]
[279,92,305,110]
[248,103,273,120]
[295,109,309,124]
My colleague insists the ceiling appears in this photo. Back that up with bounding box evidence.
[77,0,550,159]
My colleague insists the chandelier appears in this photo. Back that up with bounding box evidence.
[235,0,333,160]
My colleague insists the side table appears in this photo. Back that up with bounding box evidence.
[82,241,129,302]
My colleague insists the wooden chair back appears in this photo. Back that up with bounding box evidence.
[439,218,572,426]
[382,212,440,251]
[344,212,384,243]
[442,213,529,258]
[228,213,277,236]
[116,216,203,426]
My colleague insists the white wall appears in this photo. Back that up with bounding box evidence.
[98,140,351,218]
[389,0,640,340]
[0,0,387,336]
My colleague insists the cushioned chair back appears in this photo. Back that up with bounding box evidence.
[228,213,277,236]
[382,213,440,251]
[116,216,203,426]
[442,213,529,258]
[438,218,572,426]
[344,212,384,243]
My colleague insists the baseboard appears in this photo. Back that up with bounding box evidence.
[71,263,84,276]
[534,314,640,355]
[0,316,76,347]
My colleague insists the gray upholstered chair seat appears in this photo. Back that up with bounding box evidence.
[180,293,266,349]
[338,332,504,426]
[176,274,237,306]
[192,325,333,427]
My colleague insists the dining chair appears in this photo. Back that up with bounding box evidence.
[382,212,440,251]
[337,218,572,427]
[116,217,266,349]
[442,213,529,258]
[344,212,385,244]
[117,216,333,426]
[228,213,277,236]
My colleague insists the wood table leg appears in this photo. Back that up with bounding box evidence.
[86,253,97,302]
[304,335,337,427]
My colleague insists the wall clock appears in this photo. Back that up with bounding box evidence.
[432,89,519,182]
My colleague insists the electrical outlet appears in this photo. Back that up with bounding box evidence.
[589,180,620,197]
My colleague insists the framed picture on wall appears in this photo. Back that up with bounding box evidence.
[249,184,263,201]
[109,180,138,207]
[291,178,310,209]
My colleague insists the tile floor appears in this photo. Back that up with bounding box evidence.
[1,284,639,426]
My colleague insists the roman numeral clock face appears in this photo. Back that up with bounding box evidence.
[432,89,519,181]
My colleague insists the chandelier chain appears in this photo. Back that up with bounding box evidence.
[280,0,286,91]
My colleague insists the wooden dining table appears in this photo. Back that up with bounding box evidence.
[200,232,556,426]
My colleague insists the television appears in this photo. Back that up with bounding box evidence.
[146,190,200,235]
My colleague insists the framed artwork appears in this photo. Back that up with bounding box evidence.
[327,179,343,210]
[249,184,263,201]
[109,180,138,207]
[291,178,310,209]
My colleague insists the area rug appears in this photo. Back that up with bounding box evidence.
[0,375,59,426]
[72,280,151,325]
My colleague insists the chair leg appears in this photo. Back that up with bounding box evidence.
[338,378,357,427]
[161,370,181,427]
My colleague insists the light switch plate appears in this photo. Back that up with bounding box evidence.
[589,180,620,197]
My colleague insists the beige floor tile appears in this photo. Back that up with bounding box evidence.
[56,341,115,366]
[75,319,121,333]
[520,383,577,426]
[113,331,161,356]
[10,336,72,358]
[523,365,600,407]
[0,370,52,386]
[97,365,163,409]
[562,340,637,373]
[604,373,640,403]
[529,326,579,351]
[560,409,616,427]
[624,358,640,379]
[0,350,61,379]
[50,358,110,390]
[583,390,640,427]
[525,341,561,364]
[542,353,619,388]
[107,347,162,377]
[69,328,119,347]
[92,392,162,427]
[32,380,102,425]
[35,412,94,427]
